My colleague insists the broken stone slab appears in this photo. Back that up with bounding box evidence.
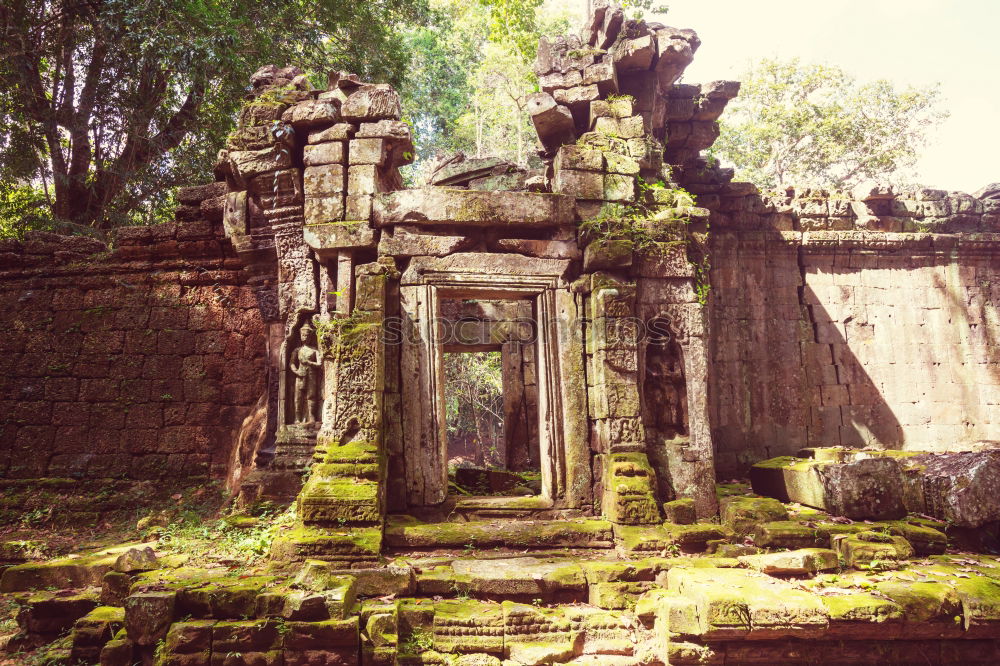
[374,188,575,228]
[281,99,340,128]
[719,496,789,536]
[750,455,906,520]
[738,548,838,576]
[832,532,914,568]
[526,92,577,152]
[666,567,828,639]
[903,451,1000,528]
[341,84,402,121]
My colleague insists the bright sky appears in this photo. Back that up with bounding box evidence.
[563,0,1000,193]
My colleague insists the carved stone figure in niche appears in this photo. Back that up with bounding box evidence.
[644,319,688,439]
[290,321,322,424]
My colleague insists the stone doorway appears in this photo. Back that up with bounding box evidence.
[398,255,589,510]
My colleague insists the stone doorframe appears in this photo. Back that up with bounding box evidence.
[398,254,590,510]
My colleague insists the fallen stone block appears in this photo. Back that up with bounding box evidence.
[526,92,576,151]
[832,531,914,569]
[904,451,1000,528]
[750,456,906,520]
[70,606,125,663]
[720,495,788,536]
[738,548,839,577]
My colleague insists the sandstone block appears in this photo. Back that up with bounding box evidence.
[341,84,402,121]
[903,451,1000,528]
[583,61,618,96]
[604,173,635,201]
[374,189,575,228]
[750,456,906,520]
[378,226,472,257]
[554,145,602,172]
[281,99,340,128]
[526,93,576,151]
[308,124,354,143]
[552,168,603,199]
[614,35,655,71]
[303,141,345,166]
[345,194,373,220]
[303,197,345,225]
[124,591,175,646]
[349,138,386,166]
[738,548,839,576]
[303,164,345,197]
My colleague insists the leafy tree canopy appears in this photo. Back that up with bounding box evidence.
[0,0,428,233]
[712,58,948,190]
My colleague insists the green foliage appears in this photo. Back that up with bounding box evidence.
[444,350,504,467]
[0,0,429,229]
[579,178,695,250]
[399,0,579,179]
[0,183,51,239]
[156,505,297,567]
[401,627,435,654]
[713,57,948,189]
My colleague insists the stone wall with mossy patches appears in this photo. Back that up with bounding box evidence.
[0,216,266,497]
[705,183,1000,476]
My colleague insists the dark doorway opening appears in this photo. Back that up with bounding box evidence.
[442,297,542,497]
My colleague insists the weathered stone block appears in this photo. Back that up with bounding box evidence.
[604,173,635,201]
[342,84,402,121]
[720,495,789,536]
[738,548,838,576]
[303,141,345,166]
[303,196,345,225]
[750,456,906,520]
[663,498,697,525]
[526,92,576,151]
[303,164,346,197]
[124,591,175,646]
[282,100,340,128]
[349,138,386,166]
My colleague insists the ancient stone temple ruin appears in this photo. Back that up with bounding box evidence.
[4,2,1000,664]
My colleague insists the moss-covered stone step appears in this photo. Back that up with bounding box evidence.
[0,541,155,592]
[12,589,100,647]
[69,605,124,663]
[613,523,729,554]
[384,515,614,549]
[269,523,382,563]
